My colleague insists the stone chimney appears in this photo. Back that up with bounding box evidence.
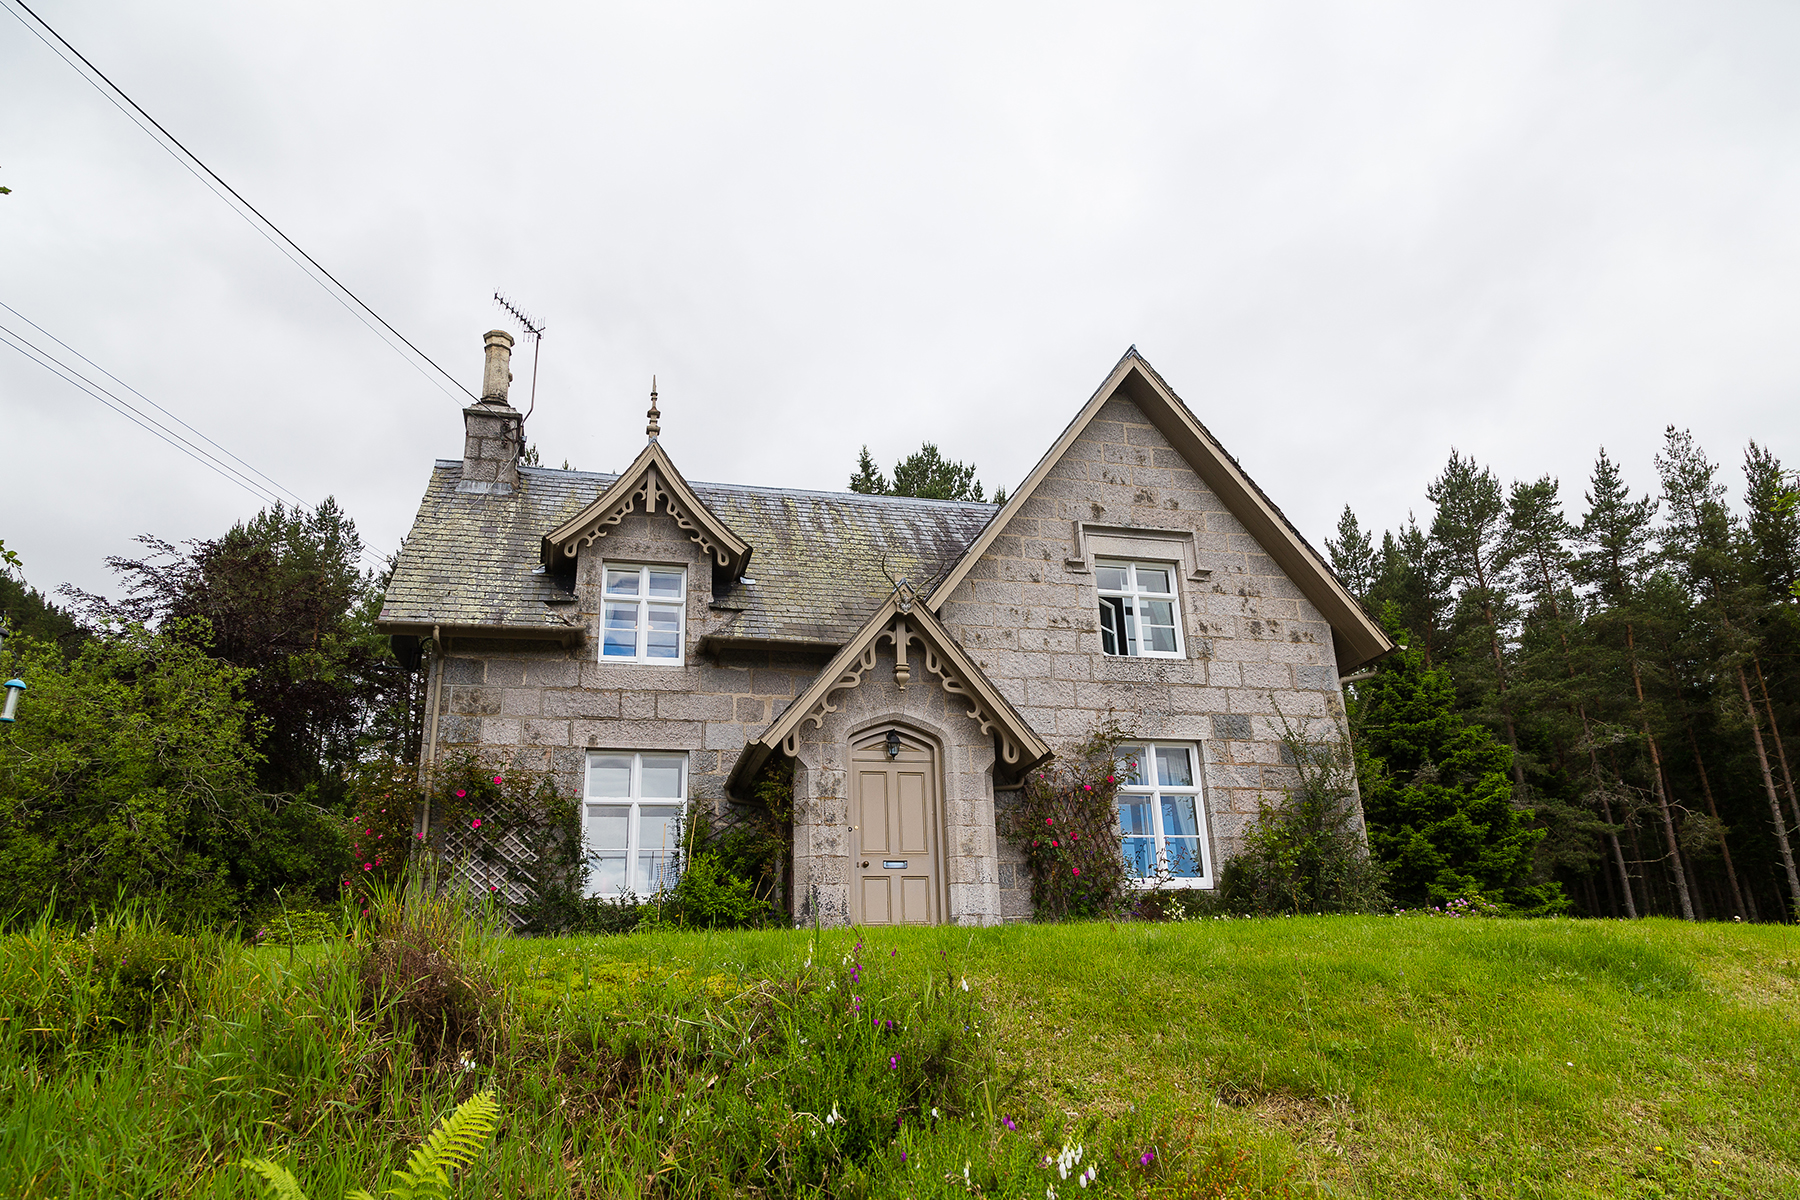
[459,329,522,494]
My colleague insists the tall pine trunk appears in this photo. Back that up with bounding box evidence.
[1683,717,1747,919]
[1753,657,1800,835]
[1627,623,1695,920]
[1735,661,1800,913]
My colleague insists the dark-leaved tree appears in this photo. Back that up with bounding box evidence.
[64,500,416,801]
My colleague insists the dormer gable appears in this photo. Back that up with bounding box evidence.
[728,581,1052,794]
[542,441,753,579]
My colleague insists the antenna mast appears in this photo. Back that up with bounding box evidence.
[493,292,546,423]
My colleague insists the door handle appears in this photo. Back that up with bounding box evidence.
[860,861,870,868]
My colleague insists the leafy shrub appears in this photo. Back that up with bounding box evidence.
[1219,719,1389,916]
[1003,721,1133,920]
[666,850,772,928]
[252,905,341,946]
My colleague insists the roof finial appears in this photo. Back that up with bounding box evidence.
[646,376,660,443]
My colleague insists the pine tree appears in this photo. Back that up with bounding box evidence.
[1657,428,1800,911]
[1426,450,1526,787]
[1326,505,1376,598]
[1352,606,1559,911]
[848,446,888,494]
[1367,517,1448,663]
[1506,474,1638,915]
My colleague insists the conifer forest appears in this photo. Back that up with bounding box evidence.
[1328,427,1800,922]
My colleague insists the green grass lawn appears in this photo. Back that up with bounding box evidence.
[2,915,1795,1198]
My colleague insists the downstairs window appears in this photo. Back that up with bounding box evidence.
[1116,741,1213,888]
[584,751,687,897]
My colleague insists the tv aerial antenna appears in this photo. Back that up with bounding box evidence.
[493,292,545,423]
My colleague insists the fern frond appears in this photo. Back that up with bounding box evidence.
[344,1190,377,1200]
[237,1157,312,1200]
[393,1090,500,1198]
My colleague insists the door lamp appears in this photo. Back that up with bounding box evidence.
[884,729,902,759]
[1,678,23,723]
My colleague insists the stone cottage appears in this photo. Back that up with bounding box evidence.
[377,332,1392,924]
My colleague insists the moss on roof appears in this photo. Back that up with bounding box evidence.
[378,462,996,648]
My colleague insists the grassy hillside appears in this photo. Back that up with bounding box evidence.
[1,914,1794,1198]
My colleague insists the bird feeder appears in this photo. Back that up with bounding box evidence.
[0,679,23,723]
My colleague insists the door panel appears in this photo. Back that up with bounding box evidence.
[862,876,892,924]
[898,771,928,853]
[900,875,930,924]
[850,733,941,925]
[859,770,891,855]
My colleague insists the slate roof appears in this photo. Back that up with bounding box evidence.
[378,462,998,648]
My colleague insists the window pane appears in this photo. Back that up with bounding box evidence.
[587,758,632,798]
[1163,837,1204,878]
[585,804,629,849]
[639,804,682,853]
[1098,597,1124,656]
[1116,748,1147,787]
[645,604,681,658]
[1160,793,1200,836]
[640,757,685,798]
[605,568,641,596]
[1156,746,1194,788]
[1096,565,1128,591]
[1122,836,1157,879]
[1145,624,1178,654]
[1135,566,1171,593]
[647,570,683,598]
[637,850,678,896]
[1140,600,1175,628]
[1117,797,1154,836]
[603,603,640,656]
[590,852,628,895]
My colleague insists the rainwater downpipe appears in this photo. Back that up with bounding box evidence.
[421,624,444,839]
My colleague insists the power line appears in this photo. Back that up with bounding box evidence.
[0,318,388,572]
[0,301,311,512]
[2,0,477,405]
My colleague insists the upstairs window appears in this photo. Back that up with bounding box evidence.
[1096,560,1182,657]
[602,564,685,663]
[584,751,686,897]
[1116,742,1212,888]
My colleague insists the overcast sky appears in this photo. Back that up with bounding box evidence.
[3,2,1797,603]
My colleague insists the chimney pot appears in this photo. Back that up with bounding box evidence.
[481,329,515,405]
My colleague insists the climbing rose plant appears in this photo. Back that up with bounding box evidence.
[1003,720,1132,920]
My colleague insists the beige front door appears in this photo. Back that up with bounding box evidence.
[850,730,942,925]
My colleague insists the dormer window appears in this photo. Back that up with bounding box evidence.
[602,564,685,663]
[1096,560,1183,657]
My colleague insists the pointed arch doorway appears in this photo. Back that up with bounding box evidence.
[849,727,944,925]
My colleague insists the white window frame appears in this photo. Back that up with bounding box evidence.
[1115,741,1214,889]
[1096,559,1185,659]
[582,751,688,899]
[599,563,687,664]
